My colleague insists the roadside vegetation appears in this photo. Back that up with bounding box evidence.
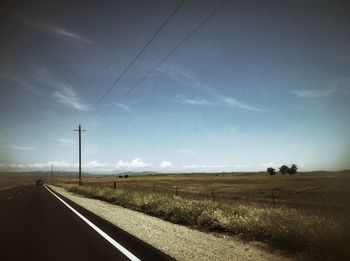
[59,174,350,260]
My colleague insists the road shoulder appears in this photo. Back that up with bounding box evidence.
[49,185,294,261]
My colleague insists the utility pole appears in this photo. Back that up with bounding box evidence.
[51,164,53,184]
[74,125,86,185]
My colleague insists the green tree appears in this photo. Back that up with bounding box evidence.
[289,164,298,175]
[279,165,289,175]
[267,167,276,176]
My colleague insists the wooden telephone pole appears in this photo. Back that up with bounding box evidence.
[50,164,53,184]
[74,125,86,185]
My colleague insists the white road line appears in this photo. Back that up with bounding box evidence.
[44,185,141,261]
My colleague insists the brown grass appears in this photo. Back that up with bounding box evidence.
[59,171,350,218]
[57,171,350,260]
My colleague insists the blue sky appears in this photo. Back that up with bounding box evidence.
[0,0,349,172]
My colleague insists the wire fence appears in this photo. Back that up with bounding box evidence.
[58,179,279,208]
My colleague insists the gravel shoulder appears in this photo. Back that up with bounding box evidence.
[49,185,295,261]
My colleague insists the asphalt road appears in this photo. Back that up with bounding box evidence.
[0,184,175,261]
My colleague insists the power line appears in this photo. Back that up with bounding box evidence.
[96,0,229,121]
[93,0,185,108]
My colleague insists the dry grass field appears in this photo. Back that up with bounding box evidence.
[0,172,39,188]
[59,170,350,218]
[55,170,350,260]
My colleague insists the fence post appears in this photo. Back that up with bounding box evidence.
[113,181,116,189]
[271,191,276,209]
[212,187,215,201]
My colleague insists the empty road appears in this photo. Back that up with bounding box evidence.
[0,184,174,261]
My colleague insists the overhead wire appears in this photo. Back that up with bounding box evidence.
[93,0,185,108]
[96,0,230,121]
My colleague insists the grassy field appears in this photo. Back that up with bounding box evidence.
[0,172,41,188]
[55,170,350,260]
[58,171,350,218]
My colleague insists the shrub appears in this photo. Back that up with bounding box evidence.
[267,167,276,176]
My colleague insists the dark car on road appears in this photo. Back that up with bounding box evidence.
[36,179,44,185]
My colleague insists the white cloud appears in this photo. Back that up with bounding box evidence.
[57,138,75,146]
[50,161,72,168]
[114,158,149,169]
[2,70,86,113]
[220,97,265,112]
[83,161,109,168]
[28,161,71,169]
[2,67,89,112]
[47,26,91,44]
[8,164,25,169]
[113,103,131,112]
[4,159,173,171]
[158,64,201,88]
[26,161,107,169]
[18,16,91,44]
[113,159,174,170]
[53,85,88,111]
[159,161,172,168]
[0,159,253,172]
[175,96,215,106]
[292,88,336,98]
[10,145,36,151]
[260,161,279,168]
[41,69,88,111]
[161,64,264,112]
